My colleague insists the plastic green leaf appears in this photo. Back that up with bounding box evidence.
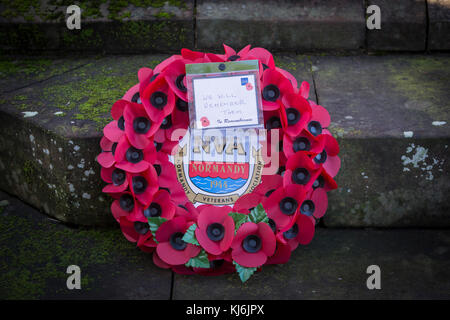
[229,212,248,231]
[248,204,269,224]
[147,217,167,243]
[185,249,210,269]
[233,261,257,283]
[182,223,200,246]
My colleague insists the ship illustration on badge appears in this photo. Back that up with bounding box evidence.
[172,129,264,206]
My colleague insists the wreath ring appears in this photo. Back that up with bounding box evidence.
[97,45,340,282]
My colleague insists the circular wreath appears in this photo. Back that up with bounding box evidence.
[97,45,340,282]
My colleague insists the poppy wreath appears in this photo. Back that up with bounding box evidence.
[97,44,340,282]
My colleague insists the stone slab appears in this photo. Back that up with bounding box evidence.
[367,0,427,51]
[196,0,366,52]
[0,1,194,54]
[173,226,450,299]
[0,191,172,300]
[428,0,450,51]
[312,55,450,227]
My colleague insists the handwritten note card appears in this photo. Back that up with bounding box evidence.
[193,75,260,129]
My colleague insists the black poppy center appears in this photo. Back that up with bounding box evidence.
[161,115,172,129]
[133,117,151,134]
[283,223,299,239]
[228,55,240,61]
[111,142,118,155]
[308,121,322,136]
[119,194,134,212]
[262,84,280,102]
[242,235,262,253]
[314,150,327,164]
[111,168,126,186]
[268,218,277,233]
[134,221,149,235]
[118,116,125,130]
[176,99,188,112]
[286,108,300,125]
[153,164,162,176]
[143,202,162,218]
[175,74,187,92]
[262,63,269,70]
[131,92,141,104]
[150,91,168,110]
[206,223,225,242]
[300,200,315,216]
[292,168,310,185]
[279,197,298,215]
[170,232,187,251]
[265,189,275,197]
[155,141,163,151]
[126,147,144,163]
[210,259,224,269]
[293,137,311,152]
[132,176,147,194]
[266,116,282,130]
[313,176,325,189]
[277,165,286,175]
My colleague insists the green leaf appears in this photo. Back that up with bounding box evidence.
[233,261,257,283]
[248,204,269,224]
[182,223,199,246]
[229,212,248,231]
[185,249,210,269]
[147,217,167,243]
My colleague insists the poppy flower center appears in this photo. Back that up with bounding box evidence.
[176,99,188,112]
[206,223,225,241]
[300,200,315,216]
[277,165,286,175]
[279,197,298,215]
[283,223,299,239]
[265,189,275,197]
[228,55,240,61]
[262,84,280,102]
[170,232,187,251]
[175,74,187,92]
[308,121,322,136]
[132,176,147,194]
[161,115,172,129]
[210,259,224,269]
[262,63,269,70]
[266,116,281,130]
[111,168,126,185]
[150,91,168,110]
[268,218,277,233]
[312,176,325,189]
[242,235,262,253]
[314,150,327,164]
[153,164,162,176]
[119,194,134,212]
[133,117,151,134]
[292,168,310,185]
[126,147,144,163]
[118,116,125,130]
[111,142,118,155]
[155,141,163,151]
[286,108,300,125]
[143,202,162,218]
[134,221,149,235]
[131,92,142,104]
[293,137,310,152]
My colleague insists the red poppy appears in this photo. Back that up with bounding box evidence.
[304,100,331,139]
[280,93,312,137]
[163,58,188,101]
[266,242,291,265]
[154,112,189,144]
[195,205,235,255]
[100,165,128,194]
[124,101,161,149]
[154,55,183,74]
[96,136,117,168]
[103,99,127,142]
[153,251,171,269]
[312,169,338,191]
[232,193,262,214]
[282,130,325,159]
[119,216,156,253]
[276,67,298,91]
[154,154,189,206]
[155,216,201,265]
[141,74,175,123]
[283,151,321,190]
[231,222,276,268]
[253,175,283,198]
[142,189,176,221]
[110,192,138,222]
[308,133,340,178]
[247,47,276,71]
[114,135,156,173]
[262,184,306,230]
[277,213,315,251]
[303,188,328,219]
[193,257,235,276]
[175,202,199,221]
[260,68,293,111]
[127,166,159,207]
[299,81,310,99]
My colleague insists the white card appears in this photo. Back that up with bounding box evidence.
[192,75,260,129]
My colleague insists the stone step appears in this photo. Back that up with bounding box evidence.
[1,0,449,53]
[1,191,449,299]
[0,53,449,227]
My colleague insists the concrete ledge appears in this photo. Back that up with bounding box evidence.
[428,0,450,51]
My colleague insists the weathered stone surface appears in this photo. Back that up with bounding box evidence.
[428,0,450,50]
[0,1,194,54]
[312,55,450,227]
[173,227,450,299]
[0,191,172,299]
[367,0,427,51]
[0,54,167,225]
[196,0,365,52]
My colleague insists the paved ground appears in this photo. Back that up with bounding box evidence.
[1,191,449,300]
